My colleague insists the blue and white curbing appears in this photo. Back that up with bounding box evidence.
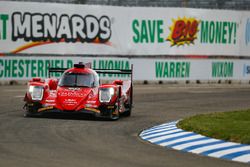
[139,121,250,164]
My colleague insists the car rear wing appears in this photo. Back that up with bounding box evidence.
[48,67,68,78]
[94,64,134,82]
[48,63,134,82]
[94,65,134,106]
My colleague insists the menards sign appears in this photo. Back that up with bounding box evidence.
[0,11,112,55]
[0,14,8,40]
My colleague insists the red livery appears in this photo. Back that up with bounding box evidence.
[23,62,133,120]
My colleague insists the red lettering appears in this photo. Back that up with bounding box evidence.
[189,20,198,37]
[172,20,185,40]
[168,18,199,46]
[183,21,191,37]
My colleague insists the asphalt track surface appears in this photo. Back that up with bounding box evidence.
[1,84,250,167]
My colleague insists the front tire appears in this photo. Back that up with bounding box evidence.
[23,103,41,117]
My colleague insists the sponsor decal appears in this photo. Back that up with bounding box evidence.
[64,99,77,104]
[59,92,85,97]
[212,62,234,78]
[85,107,100,113]
[85,104,98,108]
[155,61,190,78]
[38,106,53,112]
[68,88,81,91]
[107,105,115,109]
[245,18,250,45]
[167,17,199,46]
[49,91,57,98]
[1,12,112,55]
[86,100,96,104]
[45,99,55,103]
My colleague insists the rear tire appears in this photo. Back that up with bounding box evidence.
[124,85,133,117]
[109,97,120,121]
[123,94,132,117]
[123,106,132,117]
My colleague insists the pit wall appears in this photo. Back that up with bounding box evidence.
[0,56,249,82]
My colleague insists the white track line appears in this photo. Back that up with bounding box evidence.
[173,138,219,150]
[190,142,240,154]
[233,154,250,163]
[140,121,250,164]
[142,128,183,139]
[141,125,177,136]
[159,134,205,147]
[141,124,176,133]
[208,146,250,158]
[4,89,25,92]
[14,95,24,98]
[149,131,193,143]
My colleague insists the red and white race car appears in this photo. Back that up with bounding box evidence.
[23,62,133,120]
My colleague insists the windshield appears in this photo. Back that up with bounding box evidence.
[58,72,97,87]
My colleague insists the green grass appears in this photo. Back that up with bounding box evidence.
[177,110,250,144]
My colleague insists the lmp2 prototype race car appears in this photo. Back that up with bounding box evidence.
[23,62,133,120]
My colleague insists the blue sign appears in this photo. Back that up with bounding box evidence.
[245,18,250,45]
[243,64,250,76]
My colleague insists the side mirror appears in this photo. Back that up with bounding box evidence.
[32,77,42,82]
[113,80,123,85]
[48,79,58,90]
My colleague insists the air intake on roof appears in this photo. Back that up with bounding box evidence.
[74,62,85,68]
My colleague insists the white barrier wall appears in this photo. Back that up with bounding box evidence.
[1,1,250,82]
[1,56,250,81]
[0,1,250,57]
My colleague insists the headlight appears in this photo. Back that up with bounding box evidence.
[99,88,115,103]
[29,86,44,101]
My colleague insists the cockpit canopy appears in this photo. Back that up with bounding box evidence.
[58,71,99,88]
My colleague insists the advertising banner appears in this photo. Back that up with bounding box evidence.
[240,12,250,56]
[1,56,250,81]
[0,57,131,80]
[0,1,248,57]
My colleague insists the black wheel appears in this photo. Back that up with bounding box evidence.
[109,97,120,120]
[110,110,120,120]
[123,103,132,117]
[109,107,120,121]
[23,103,40,117]
[123,99,132,117]
[24,111,32,117]
[23,104,32,117]
[123,87,133,117]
